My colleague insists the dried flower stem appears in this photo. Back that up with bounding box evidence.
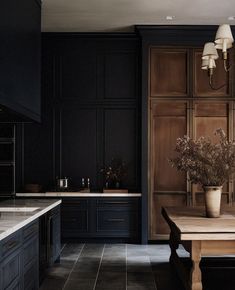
[169,129,235,186]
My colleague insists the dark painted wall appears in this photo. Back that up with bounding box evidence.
[17,34,141,192]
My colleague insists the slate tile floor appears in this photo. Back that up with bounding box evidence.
[40,244,235,290]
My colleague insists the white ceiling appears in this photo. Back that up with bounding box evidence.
[42,0,235,32]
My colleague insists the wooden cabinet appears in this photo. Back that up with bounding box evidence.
[150,48,189,97]
[191,101,233,206]
[61,197,140,242]
[150,101,188,239]
[148,46,234,240]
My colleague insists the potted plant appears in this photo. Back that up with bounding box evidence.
[101,158,127,190]
[169,128,235,217]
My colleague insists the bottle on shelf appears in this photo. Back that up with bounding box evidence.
[81,177,85,189]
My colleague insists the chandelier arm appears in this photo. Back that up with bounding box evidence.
[209,74,227,90]
[223,59,231,72]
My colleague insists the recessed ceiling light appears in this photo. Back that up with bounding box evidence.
[228,16,235,21]
[166,16,175,20]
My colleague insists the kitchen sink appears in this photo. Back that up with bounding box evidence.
[0,207,39,212]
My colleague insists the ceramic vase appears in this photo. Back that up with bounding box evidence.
[204,186,222,218]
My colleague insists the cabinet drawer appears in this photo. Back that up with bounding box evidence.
[97,209,138,234]
[2,250,21,290]
[96,198,139,208]
[23,221,39,241]
[62,199,88,209]
[2,232,21,259]
[61,209,88,232]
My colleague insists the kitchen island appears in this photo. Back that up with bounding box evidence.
[0,199,61,290]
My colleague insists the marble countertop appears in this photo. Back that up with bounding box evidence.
[16,192,142,197]
[0,199,61,241]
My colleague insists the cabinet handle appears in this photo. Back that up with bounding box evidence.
[106,218,125,222]
[102,202,129,205]
[6,240,18,250]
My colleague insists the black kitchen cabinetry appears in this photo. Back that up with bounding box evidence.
[0,124,15,197]
[0,220,39,290]
[61,197,140,242]
[39,206,61,284]
[19,34,140,192]
[0,0,41,122]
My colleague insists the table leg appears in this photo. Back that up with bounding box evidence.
[190,241,202,290]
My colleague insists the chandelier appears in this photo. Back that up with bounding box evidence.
[201,24,234,90]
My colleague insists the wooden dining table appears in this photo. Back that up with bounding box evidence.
[162,206,235,290]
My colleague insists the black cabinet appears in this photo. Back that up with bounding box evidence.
[0,124,15,197]
[61,199,89,238]
[19,34,140,192]
[61,197,140,242]
[49,206,61,265]
[39,205,61,283]
[0,0,41,122]
[23,221,39,290]
[0,206,61,289]
[0,220,39,290]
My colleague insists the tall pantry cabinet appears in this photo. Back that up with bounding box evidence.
[137,26,235,241]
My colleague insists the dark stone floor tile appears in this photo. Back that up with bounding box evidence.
[127,244,149,257]
[95,277,126,290]
[80,243,104,257]
[73,259,100,271]
[103,244,126,257]
[61,243,84,261]
[127,286,157,290]
[69,270,97,280]
[40,277,66,290]
[128,272,156,282]
[127,266,152,273]
[45,265,72,280]
[63,278,94,290]
[100,263,125,273]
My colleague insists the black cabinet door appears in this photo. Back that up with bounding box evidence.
[1,249,22,290]
[39,205,61,281]
[61,199,89,239]
[50,206,61,264]
[95,198,139,238]
[0,0,41,121]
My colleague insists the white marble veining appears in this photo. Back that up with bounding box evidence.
[16,192,142,197]
[0,199,61,241]
[0,207,39,212]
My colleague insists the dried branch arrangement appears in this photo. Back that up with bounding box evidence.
[169,129,235,186]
